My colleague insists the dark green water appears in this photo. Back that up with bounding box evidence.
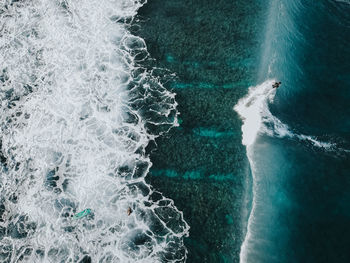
[136,0,350,262]
[135,0,265,261]
[4,0,347,262]
[243,1,350,262]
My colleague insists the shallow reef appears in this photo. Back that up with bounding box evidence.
[136,0,265,261]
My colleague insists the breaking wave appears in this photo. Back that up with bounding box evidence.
[234,79,338,150]
[0,0,188,262]
[234,79,348,263]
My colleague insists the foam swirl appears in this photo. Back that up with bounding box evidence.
[234,79,339,150]
[0,1,188,262]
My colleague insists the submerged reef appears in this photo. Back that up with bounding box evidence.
[136,0,265,261]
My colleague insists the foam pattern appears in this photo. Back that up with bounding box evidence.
[0,0,188,262]
[234,79,349,263]
[234,79,343,151]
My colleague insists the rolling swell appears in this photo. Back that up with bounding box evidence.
[236,0,350,262]
[0,0,188,262]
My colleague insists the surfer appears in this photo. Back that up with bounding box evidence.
[127,207,132,216]
[272,81,281,88]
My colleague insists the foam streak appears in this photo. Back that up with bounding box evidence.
[234,79,341,262]
[0,1,188,262]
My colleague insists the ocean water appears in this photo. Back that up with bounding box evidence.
[235,0,350,262]
[0,1,188,262]
[135,0,265,262]
[136,0,350,262]
[0,0,349,262]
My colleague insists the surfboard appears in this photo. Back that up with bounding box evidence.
[73,208,92,219]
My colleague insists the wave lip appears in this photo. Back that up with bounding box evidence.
[0,1,188,262]
[235,79,340,151]
[234,80,277,147]
[234,79,344,263]
[234,79,276,263]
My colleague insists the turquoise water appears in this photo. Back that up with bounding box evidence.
[137,0,350,262]
[136,0,265,261]
[1,0,347,262]
[243,1,350,262]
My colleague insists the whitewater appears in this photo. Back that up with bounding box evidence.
[0,0,188,262]
[234,80,338,150]
[234,78,349,262]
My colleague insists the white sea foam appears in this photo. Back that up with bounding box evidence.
[235,79,337,150]
[0,1,188,262]
[234,80,277,146]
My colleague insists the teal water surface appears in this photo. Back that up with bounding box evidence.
[241,0,350,262]
[136,0,265,261]
[137,0,350,262]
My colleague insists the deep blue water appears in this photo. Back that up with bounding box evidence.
[136,0,264,261]
[138,0,350,262]
[244,0,350,262]
[2,0,348,262]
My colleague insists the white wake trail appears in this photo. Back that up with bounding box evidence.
[234,79,342,263]
[235,79,337,150]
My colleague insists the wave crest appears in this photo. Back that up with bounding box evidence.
[234,79,348,262]
[234,79,341,151]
